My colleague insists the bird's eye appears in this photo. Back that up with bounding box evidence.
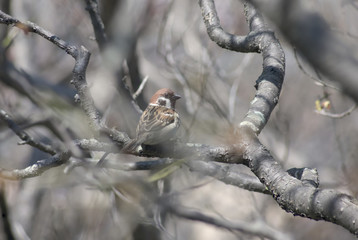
[164,93,169,98]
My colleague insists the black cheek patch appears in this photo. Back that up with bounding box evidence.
[158,99,166,106]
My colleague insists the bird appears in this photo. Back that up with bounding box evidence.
[122,88,181,153]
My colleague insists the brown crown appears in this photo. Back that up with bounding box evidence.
[149,88,181,108]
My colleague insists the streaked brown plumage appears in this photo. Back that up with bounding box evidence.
[122,88,181,152]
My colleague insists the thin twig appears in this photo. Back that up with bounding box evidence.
[0,11,77,58]
[133,76,148,100]
[293,48,340,91]
[85,0,108,50]
[315,104,357,119]
[20,117,84,158]
[0,109,57,155]
[96,152,110,167]
[228,54,254,122]
[164,41,195,114]
[164,203,292,240]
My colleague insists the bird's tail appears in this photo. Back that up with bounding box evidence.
[121,139,141,153]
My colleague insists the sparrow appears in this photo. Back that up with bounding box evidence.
[122,88,181,152]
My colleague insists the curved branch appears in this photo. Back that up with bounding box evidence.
[199,0,285,134]
[249,0,358,103]
[240,2,284,134]
[199,1,358,236]
[199,0,260,52]
[1,3,358,237]
[315,104,357,119]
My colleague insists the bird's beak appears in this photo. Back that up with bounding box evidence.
[174,94,181,100]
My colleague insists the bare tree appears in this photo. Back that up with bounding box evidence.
[0,0,358,239]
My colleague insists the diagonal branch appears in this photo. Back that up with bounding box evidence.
[85,0,108,50]
[0,10,126,141]
[163,202,292,240]
[0,109,57,155]
[0,11,77,58]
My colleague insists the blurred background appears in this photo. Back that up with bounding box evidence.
[0,0,358,239]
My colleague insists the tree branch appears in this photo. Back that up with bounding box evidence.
[71,46,103,132]
[199,0,260,52]
[248,0,358,103]
[163,202,292,240]
[1,3,358,237]
[132,76,148,101]
[0,109,57,155]
[199,0,285,134]
[0,152,71,180]
[0,9,130,144]
[237,127,358,236]
[85,0,108,50]
[199,1,358,236]
[0,11,77,58]
[315,104,357,119]
[186,160,268,194]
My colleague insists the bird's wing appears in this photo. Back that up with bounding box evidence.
[137,106,176,135]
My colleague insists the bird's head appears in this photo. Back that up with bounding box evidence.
[149,88,181,109]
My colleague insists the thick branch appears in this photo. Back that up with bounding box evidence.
[199,1,358,236]
[77,138,244,163]
[199,0,285,134]
[240,2,284,134]
[238,126,358,236]
[71,46,103,131]
[1,4,357,238]
[249,0,358,103]
[199,0,260,52]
